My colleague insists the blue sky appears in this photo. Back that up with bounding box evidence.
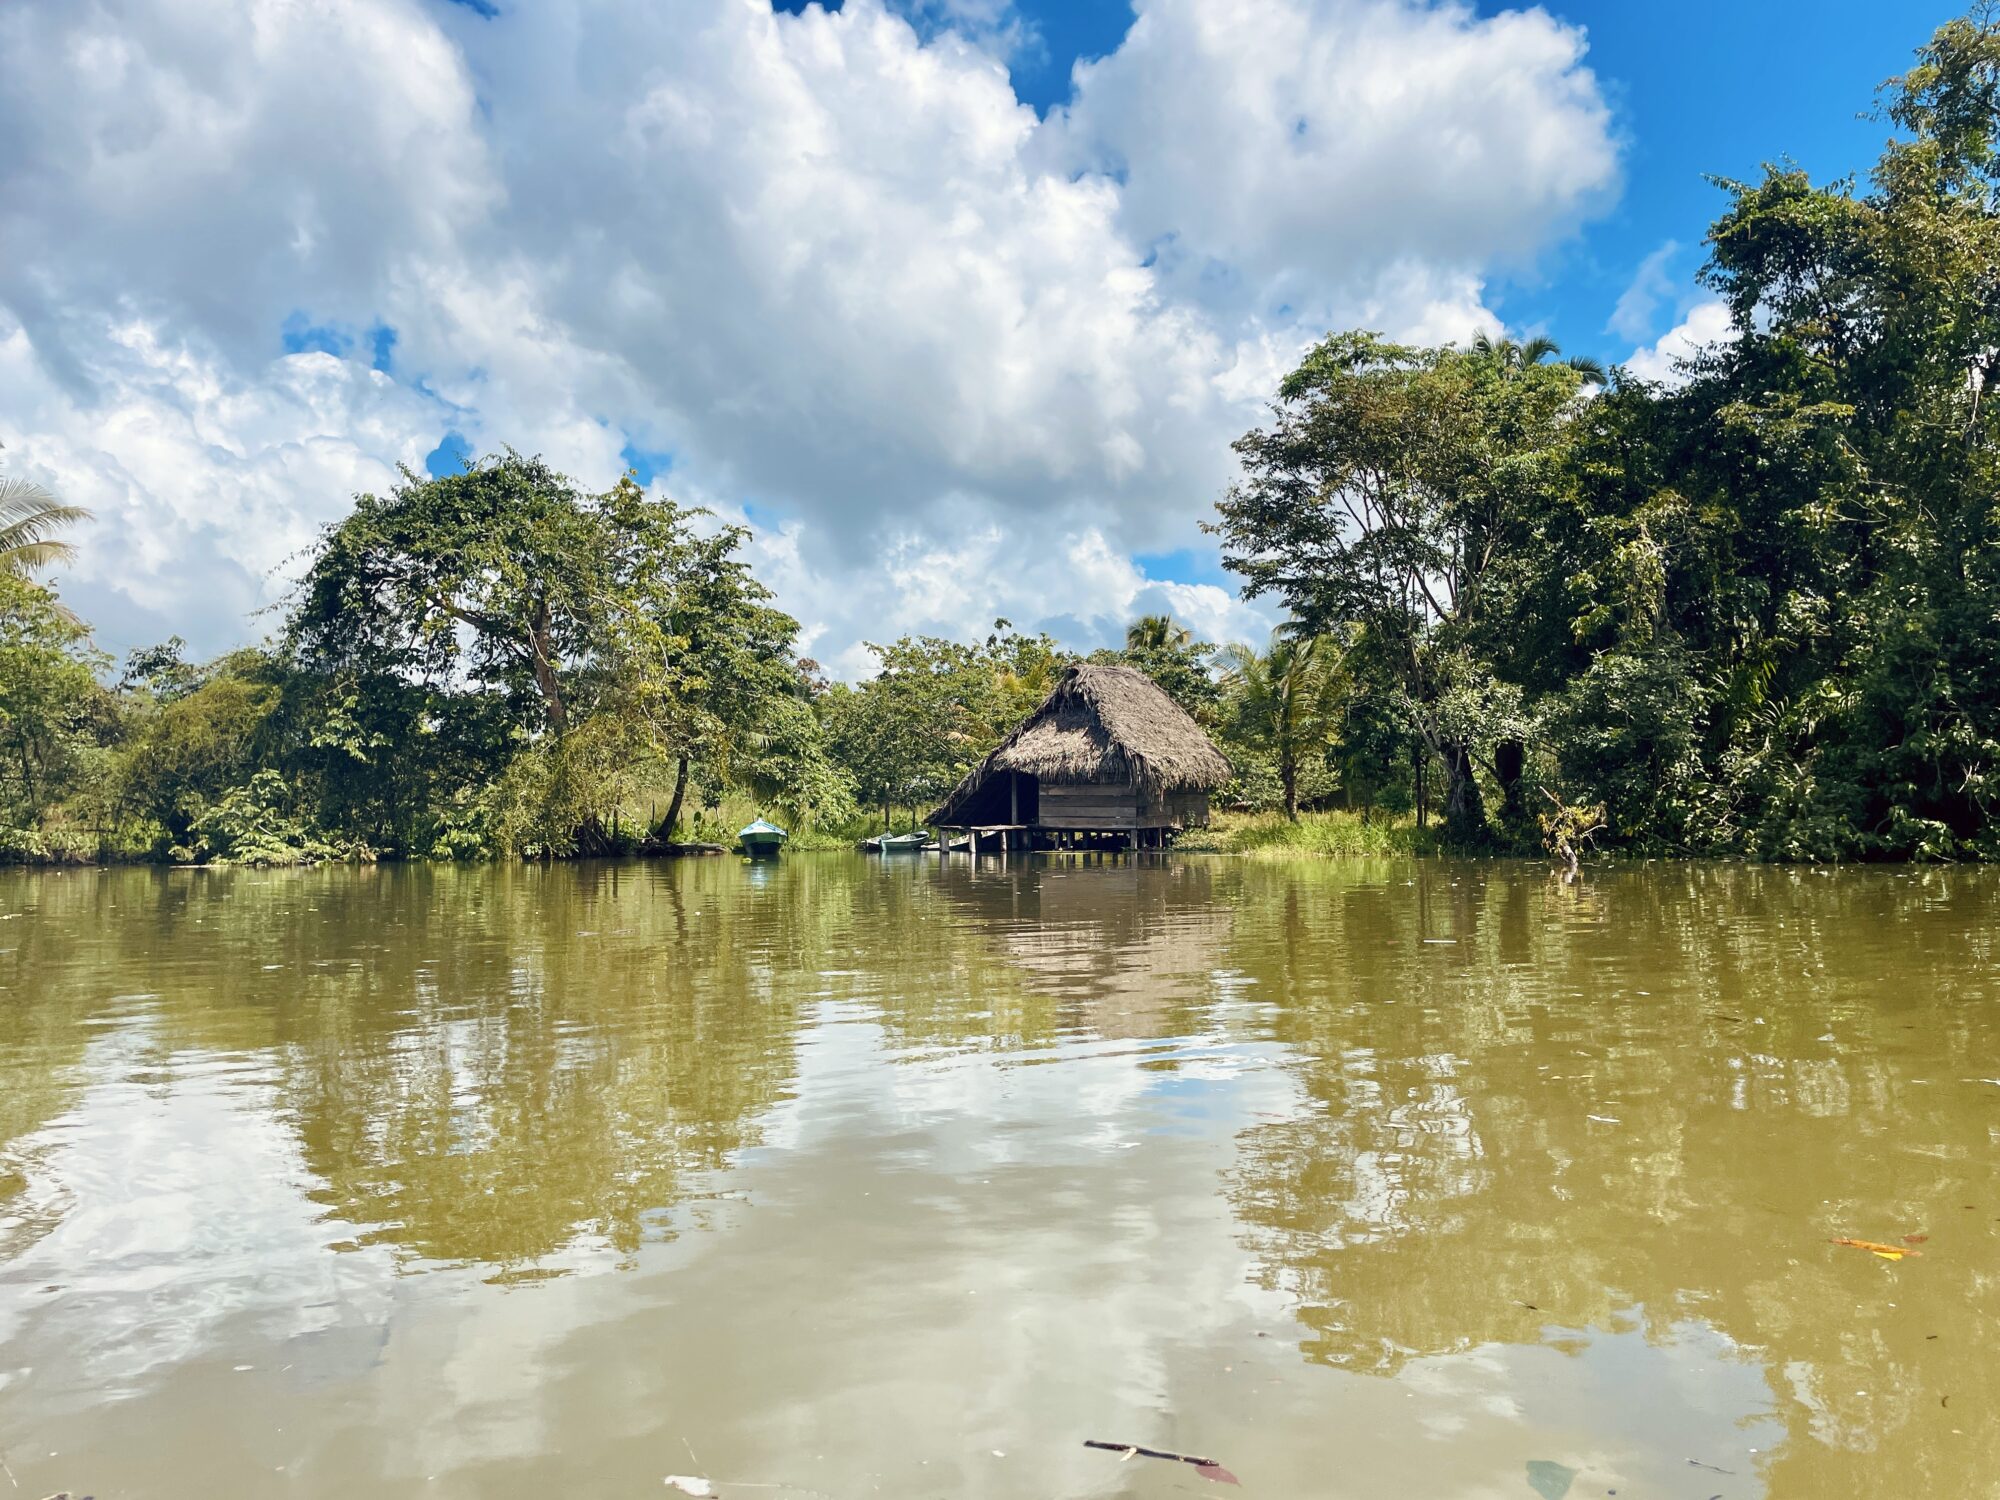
[0,0,1964,672]
[1483,1,1949,359]
[774,0,1950,363]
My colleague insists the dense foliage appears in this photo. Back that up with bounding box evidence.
[0,454,860,863]
[8,13,2000,862]
[1211,12,2000,859]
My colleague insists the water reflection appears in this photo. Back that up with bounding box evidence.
[982,860,1230,1037]
[1224,861,2000,1492]
[0,858,1995,1497]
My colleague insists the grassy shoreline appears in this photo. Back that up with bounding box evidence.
[1171,808,1431,858]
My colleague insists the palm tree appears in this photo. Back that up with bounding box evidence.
[1126,613,1192,654]
[0,446,89,577]
[1470,329,1606,386]
[1220,629,1349,821]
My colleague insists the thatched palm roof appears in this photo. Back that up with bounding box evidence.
[929,663,1230,824]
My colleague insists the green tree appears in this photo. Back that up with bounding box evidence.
[119,638,203,702]
[1555,5,2000,858]
[290,457,826,852]
[974,620,1073,742]
[588,477,823,840]
[115,649,284,848]
[290,454,615,739]
[1470,329,1608,386]
[821,635,989,829]
[0,574,107,828]
[1212,331,1585,842]
[1093,613,1222,721]
[1219,629,1350,821]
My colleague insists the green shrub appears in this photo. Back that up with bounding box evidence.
[190,771,368,866]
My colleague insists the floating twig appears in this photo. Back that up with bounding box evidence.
[1085,1441,1238,1485]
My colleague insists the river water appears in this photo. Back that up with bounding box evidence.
[0,856,1995,1497]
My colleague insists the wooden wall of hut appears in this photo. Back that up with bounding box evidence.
[1036,783,1211,831]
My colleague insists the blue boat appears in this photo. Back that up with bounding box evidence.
[737,817,789,859]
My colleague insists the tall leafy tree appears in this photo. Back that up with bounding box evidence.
[115,649,286,848]
[1212,332,1582,842]
[291,456,827,851]
[290,454,613,737]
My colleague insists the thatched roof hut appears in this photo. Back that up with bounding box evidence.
[929,663,1230,840]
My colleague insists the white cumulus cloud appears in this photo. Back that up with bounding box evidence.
[0,0,1621,669]
[1624,298,1735,386]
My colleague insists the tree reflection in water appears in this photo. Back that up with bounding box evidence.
[3,857,1997,1494]
[1222,861,2000,1491]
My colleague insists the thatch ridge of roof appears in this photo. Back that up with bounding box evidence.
[929,663,1231,824]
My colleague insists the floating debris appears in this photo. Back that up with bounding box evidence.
[664,1478,714,1497]
[1085,1440,1239,1485]
[1830,1236,1922,1261]
[1525,1459,1576,1499]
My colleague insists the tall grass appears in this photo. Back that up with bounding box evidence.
[1174,808,1429,858]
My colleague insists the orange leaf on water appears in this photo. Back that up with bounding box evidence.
[1831,1236,1920,1260]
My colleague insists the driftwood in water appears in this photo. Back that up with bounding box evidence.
[1084,1440,1239,1484]
[639,840,727,857]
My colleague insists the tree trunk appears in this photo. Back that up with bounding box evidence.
[19,743,38,819]
[1281,754,1299,822]
[660,755,690,839]
[528,596,566,735]
[1495,737,1528,829]
[1441,741,1486,844]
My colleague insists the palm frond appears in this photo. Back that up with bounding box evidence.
[0,472,90,575]
[0,539,79,571]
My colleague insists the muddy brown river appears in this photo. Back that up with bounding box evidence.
[1,856,1995,1497]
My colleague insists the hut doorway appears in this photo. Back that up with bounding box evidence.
[946,767,1037,828]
